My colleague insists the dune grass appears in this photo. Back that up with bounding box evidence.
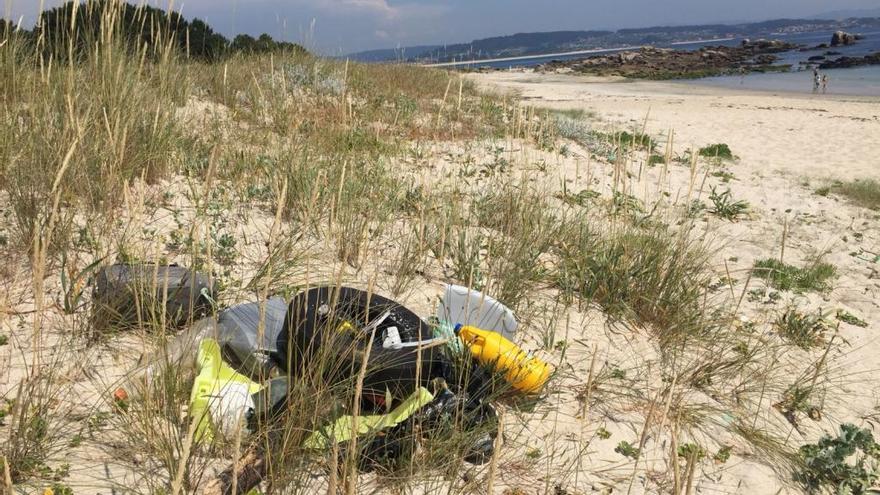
[820,179,880,211]
[752,258,837,293]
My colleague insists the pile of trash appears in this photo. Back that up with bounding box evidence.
[96,263,553,487]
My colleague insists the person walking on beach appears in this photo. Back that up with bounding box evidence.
[821,74,828,94]
[812,68,821,93]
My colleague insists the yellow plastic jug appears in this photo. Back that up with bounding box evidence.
[189,338,263,442]
[457,325,552,394]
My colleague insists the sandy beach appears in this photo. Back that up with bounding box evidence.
[3,48,879,493]
[463,70,880,493]
[470,71,880,181]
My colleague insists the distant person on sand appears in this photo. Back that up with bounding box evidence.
[812,68,821,93]
[822,74,829,94]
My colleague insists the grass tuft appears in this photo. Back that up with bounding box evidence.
[823,179,880,210]
[708,186,749,221]
[776,308,830,349]
[555,217,715,343]
[752,258,837,293]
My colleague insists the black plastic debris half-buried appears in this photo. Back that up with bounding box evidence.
[278,285,447,403]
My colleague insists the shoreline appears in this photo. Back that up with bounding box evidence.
[422,36,740,68]
[654,76,880,101]
[500,69,880,101]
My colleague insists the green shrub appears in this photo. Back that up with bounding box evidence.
[797,424,880,494]
[752,258,837,292]
[698,143,734,160]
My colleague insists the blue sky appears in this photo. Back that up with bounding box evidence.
[4,0,879,54]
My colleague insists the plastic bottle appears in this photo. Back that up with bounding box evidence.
[456,325,552,394]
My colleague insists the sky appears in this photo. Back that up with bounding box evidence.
[4,0,880,54]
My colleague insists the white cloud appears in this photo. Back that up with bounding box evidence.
[309,0,399,18]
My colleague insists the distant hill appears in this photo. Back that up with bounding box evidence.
[348,17,880,63]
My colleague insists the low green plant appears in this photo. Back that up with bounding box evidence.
[687,199,707,218]
[648,154,666,166]
[752,258,837,292]
[797,423,880,494]
[837,310,869,328]
[713,446,732,464]
[776,385,822,429]
[708,186,749,220]
[615,130,655,152]
[553,114,591,144]
[49,483,75,495]
[610,191,645,216]
[596,427,612,440]
[776,308,830,349]
[615,441,641,460]
[0,334,8,346]
[555,189,600,208]
[698,143,734,160]
[711,169,735,183]
[678,443,706,460]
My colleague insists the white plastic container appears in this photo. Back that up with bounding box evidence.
[437,285,518,341]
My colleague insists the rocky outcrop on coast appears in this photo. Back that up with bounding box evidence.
[818,51,880,69]
[537,39,798,79]
[830,31,862,47]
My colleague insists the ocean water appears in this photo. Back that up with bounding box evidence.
[685,65,880,96]
[685,30,880,96]
[467,30,880,96]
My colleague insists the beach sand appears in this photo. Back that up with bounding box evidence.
[464,71,880,493]
[469,71,880,181]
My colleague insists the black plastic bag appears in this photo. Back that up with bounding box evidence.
[92,263,215,330]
